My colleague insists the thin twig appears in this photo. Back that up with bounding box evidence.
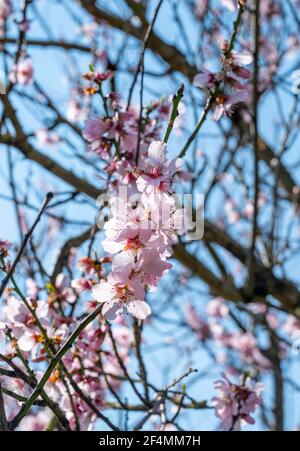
[126,0,165,109]
[129,0,165,164]
[0,192,54,297]
[247,0,260,294]
[9,303,119,431]
[133,368,197,431]
[178,2,245,158]
[134,319,150,404]
[107,325,149,407]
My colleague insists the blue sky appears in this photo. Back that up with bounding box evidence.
[1,0,300,430]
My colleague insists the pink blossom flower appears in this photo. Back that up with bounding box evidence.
[82,112,138,157]
[89,137,182,320]
[71,278,93,293]
[67,97,88,123]
[193,69,217,90]
[0,0,12,25]
[19,409,52,431]
[229,332,271,371]
[194,44,252,121]
[3,297,48,330]
[1,374,30,399]
[82,117,108,142]
[213,90,249,120]
[0,239,11,257]
[2,298,49,356]
[17,329,46,358]
[9,58,33,85]
[195,0,208,19]
[184,304,211,342]
[51,273,76,304]
[113,326,134,348]
[102,223,151,257]
[36,128,60,148]
[135,250,172,289]
[77,256,103,275]
[25,278,40,298]
[83,70,113,82]
[283,314,300,335]
[136,141,183,195]
[224,198,240,223]
[80,22,98,40]
[212,373,263,430]
[18,18,30,32]
[18,325,66,359]
[229,51,253,67]
[92,280,151,320]
[107,110,138,154]
[206,297,229,317]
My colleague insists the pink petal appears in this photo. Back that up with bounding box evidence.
[233,52,253,66]
[148,141,166,164]
[102,239,123,254]
[111,252,133,283]
[92,282,115,303]
[102,300,123,320]
[18,334,34,352]
[228,89,249,104]
[126,300,151,320]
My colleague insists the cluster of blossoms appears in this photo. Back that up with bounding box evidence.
[82,69,114,95]
[0,239,12,274]
[211,373,263,430]
[40,319,134,430]
[83,108,140,158]
[1,296,63,360]
[81,69,186,321]
[92,140,184,320]
[0,239,11,257]
[193,43,252,120]
[0,0,12,35]
[1,3,31,85]
[66,86,89,124]
[1,0,299,432]
[185,299,300,429]
[9,58,33,86]
[82,71,183,159]
[71,255,110,293]
[0,271,134,430]
[184,300,271,373]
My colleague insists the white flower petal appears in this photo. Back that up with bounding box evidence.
[102,300,122,321]
[92,282,115,303]
[126,301,151,320]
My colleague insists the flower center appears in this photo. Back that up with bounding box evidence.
[124,237,144,251]
[114,285,131,304]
